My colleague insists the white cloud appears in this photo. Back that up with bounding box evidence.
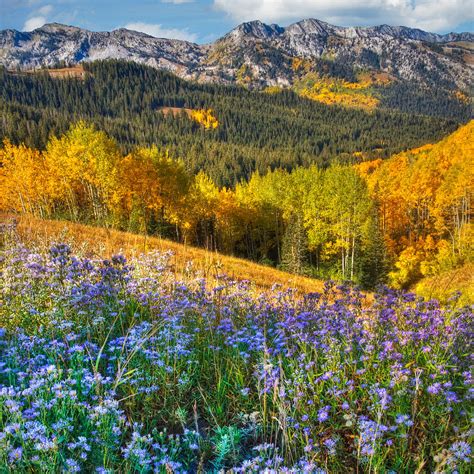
[213,0,474,32]
[37,4,53,16]
[124,22,198,42]
[22,3,54,31]
[23,15,47,31]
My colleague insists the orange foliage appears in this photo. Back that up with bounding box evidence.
[453,90,470,104]
[114,147,190,231]
[361,120,474,287]
[291,57,312,73]
[354,159,383,177]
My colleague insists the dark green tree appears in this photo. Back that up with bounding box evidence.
[281,213,308,274]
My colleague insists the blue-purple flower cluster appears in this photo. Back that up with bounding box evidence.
[0,243,472,472]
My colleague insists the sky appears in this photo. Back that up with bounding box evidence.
[1,0,473,43]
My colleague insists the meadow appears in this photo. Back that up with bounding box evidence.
[0,221,472,473]
[9,215,324,295]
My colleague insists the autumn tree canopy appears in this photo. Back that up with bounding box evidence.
[1,120,472,289]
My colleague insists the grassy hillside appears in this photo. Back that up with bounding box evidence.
[6,215,473,304]
[414,263,474,305]
[1,220,471,472]
[3,214,324,294]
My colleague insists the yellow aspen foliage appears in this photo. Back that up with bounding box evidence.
[179,171,219,243]
[190,109,219,129]
[292,57,304,72]
[389,245,423,289]
[362,120,474,287]
[0,140,58,217]
[215,187,246,254]
[115,146,190,232]
[44,121,120,221]
[291,57,312,73]
[263,86,283,95]
[295,73,379,110]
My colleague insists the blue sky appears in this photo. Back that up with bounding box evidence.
[1,0,473,43]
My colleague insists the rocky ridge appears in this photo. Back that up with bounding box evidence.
[0,19,472,90]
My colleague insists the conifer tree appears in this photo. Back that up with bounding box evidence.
[281,213,307,274]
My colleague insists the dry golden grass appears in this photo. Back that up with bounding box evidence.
[3,215,325,294]
[356,71,394,85]
[43,65,87,79]
[414,263,474,305]
[4,215,471,304]
[447,41,474,50]
[9,65,87,79]
[158,107,193,117]
[463,52,474,66]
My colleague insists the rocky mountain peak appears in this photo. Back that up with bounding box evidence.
[35,23,84,34]
[227,20,284,40]
[285,18,334,36]
[0,19,472,90]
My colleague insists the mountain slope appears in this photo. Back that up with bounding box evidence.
[208,19,473,90]
[0,19,472,92]
[357,120,474,290]
[0,23,205,80]
[0,60,460,186]
[5,214,324,294]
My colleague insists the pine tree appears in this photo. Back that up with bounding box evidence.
[359,206,388,289]
[281,213,307,274]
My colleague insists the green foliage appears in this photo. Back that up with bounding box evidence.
[378,81,471,121]
[0,60,460,186]
[211,426,244,470]
[359,210,389,289]
[280,213,308,274]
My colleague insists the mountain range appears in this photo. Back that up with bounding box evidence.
[0,19,472,91]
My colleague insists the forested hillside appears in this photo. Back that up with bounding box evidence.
[1,120,472,290]
[0,61,461,186]
[357,121,473,289]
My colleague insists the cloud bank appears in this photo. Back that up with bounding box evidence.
[22,3,53,31]
[213,0,473,32]
[124,22,198,41]
[23,16,47,30]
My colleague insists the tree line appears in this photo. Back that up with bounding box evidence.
[0,60,461,186]
[1,121,471,289]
